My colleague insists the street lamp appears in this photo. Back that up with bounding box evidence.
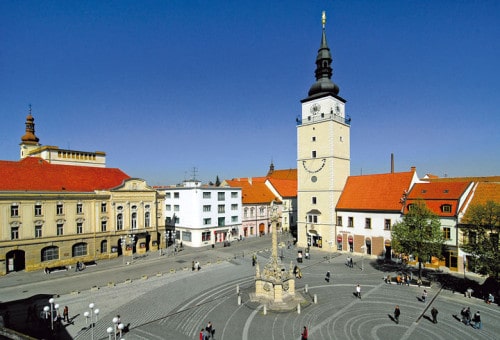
[84,302,99,340]
[44,297,57,330]
[117,322,125,338]
[120,235,127,265]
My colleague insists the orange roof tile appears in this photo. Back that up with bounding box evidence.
[267,178,297,198]
[267,169,297,181]
[426,176,500,183]
[336,171,415,211]
[225,178,277,204]
[0,157,130,192]
[406,181,472,216]
[461,182,500,221]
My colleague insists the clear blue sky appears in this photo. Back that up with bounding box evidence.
[1,0,499,185]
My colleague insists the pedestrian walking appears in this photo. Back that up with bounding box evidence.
[206,321,215,338]
[325,271,331,283]
[301,326,308,340]
[431,307,438,324]
[394,305,401,324]
[422,289,428,303]
[63,306,70,323]
[472,311,481,329]
[356,284,361,299]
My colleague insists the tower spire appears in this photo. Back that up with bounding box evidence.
[21,105,40,144]
[306,11,340,100]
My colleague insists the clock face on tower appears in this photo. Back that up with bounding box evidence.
[310,103,321,114]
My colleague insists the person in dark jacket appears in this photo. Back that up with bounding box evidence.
[394,305,401,324]
[431,307,438,323]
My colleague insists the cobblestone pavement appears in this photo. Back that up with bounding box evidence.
[1,236,498,340]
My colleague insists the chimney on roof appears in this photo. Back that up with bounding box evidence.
[248,177,252,185]
[391,153,394,173]
[410,166,416,172]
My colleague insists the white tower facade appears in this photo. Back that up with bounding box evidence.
[297,12,350,250]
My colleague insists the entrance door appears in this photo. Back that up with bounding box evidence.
[6,250,25,273]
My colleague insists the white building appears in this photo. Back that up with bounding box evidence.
[158,180,242,248]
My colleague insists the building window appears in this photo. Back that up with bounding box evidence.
[166,192,171,198]
[56,203,64,215]
[145,212,150,227]
[218,192,225,201]
[308,215,318,223]
[131,212,137,229]
[231,216,238,223]
[384,219,391,230]
[337,216,342,226]
[101,240,108,253]
[312,150,317,158]
[76,222,83,234]
[35,225,42,238]
[202,231,211,242]
[312,136,316,142]
[259,207,265,216]
[11,227,19,240]
[101,220,107,232]
[174,205,179,212]
[72,243,87,257]
[407,204,415,212]
[218,205,225,213]
[117,213,123,230]
[244,208,248,218]
[441,204,452,213]
[35,203,42,216]
[443,227,451,240]
[174,192,180,199]
[312,197,317,204]
[348,217,354,227]
[182,231,192,242]
[41,246,59,262]
[203,218,211,225]
[57,223,64,236]
[231,192,238,198]
[231,204,238,211]
[203,192,211,199]
[365,218,371,229]
[101,202,107,213]
[76,203,83,214]
[203,205,211,212]
[218,217,225,226]
[10,204,19,217]
[166,204,171,211]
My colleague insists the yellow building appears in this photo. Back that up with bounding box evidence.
[0,110,162,275]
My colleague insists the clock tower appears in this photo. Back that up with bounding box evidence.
[297,11,350,250]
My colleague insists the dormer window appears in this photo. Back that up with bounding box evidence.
[441,204,452,213]
[407,204,415,212]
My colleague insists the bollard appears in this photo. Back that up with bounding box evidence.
[297,303,301,314]
[314,294,317,304]
[238,294,241,306]
[263,305,267,315]
[236,284,240,294]
[305,284,308,293]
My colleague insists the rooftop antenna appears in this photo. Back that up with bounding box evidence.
[191,167,198,181]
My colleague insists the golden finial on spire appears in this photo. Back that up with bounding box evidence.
[322,11,326,28]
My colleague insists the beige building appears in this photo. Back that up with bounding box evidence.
[0,110,162,275]
[297,13,350,250]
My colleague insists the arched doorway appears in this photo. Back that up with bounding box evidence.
[6,249,25,273]
[259,223,265,236]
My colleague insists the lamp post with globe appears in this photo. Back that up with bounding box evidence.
[84,303,99,340]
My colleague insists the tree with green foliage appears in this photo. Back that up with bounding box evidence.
[392,200,445,279]
[461,200,500,280]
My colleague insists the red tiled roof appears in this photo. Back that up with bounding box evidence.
[336,171,415,211]
[267,169,297,181]
[426,176,500,183]
[225,178,277,204]
[406,181,472,216]
[0,157,130,192]
[468,182,500,205]
[267,178,297,198]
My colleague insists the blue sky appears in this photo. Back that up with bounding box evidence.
[1,0,499,185]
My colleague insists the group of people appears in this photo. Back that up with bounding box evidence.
[200,321,215,340]
[345,256,353,268]
[460,307,482,329]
